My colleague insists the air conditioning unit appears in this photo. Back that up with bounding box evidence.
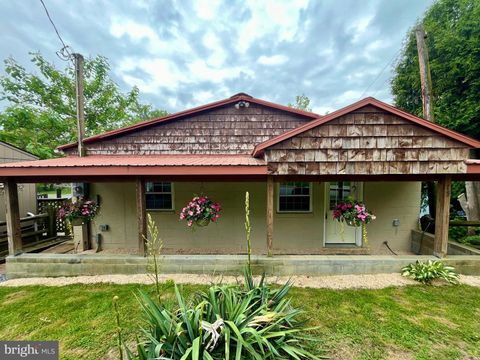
[72,182,89,198]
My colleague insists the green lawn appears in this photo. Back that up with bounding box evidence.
[0,283,479,359]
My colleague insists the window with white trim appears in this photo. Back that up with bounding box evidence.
[145,182,174,210]
[278,182,312,212]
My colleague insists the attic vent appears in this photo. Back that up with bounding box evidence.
[230,92,253,99]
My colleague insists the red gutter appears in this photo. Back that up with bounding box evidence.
[58,93,320,151]
[252,97,480,156]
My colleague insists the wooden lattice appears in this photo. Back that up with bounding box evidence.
[37,198,70,235]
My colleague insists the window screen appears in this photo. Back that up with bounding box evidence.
[329,181,351,210]
[278,182,311,212]
[145,182,173,210]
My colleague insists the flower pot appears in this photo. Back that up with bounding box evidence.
[195,218,210,227]
[345,219,360,227]
[71,218,84,226]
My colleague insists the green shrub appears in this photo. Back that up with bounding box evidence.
[401,260,459,285]
[448,225,467,241]
[125,269,323,359]
[460,235,480,246]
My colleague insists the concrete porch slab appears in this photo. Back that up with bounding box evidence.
[5,253,480,279]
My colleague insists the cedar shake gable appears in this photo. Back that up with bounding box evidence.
[255,98,480,176]
[59,93,320,156]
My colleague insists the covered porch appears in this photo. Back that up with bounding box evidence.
[0,166,457,258]
[0,156,479,275]
[0,152,480,278]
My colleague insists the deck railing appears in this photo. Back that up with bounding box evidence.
[0,213,57,260]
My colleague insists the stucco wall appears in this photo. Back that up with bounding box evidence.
[364,182,421,253]
[90,181,420,254]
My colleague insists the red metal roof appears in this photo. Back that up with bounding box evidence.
[252,97,480,156]
[58,93,320,151]
[0,155,267,177]
[465,159,480,174]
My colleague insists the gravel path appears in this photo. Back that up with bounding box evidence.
[1,273,479,289]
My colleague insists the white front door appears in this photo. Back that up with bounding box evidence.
[324,182,362,245]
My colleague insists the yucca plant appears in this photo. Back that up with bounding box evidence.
[125,268,323,359]
[401,260,459,285]
[144,214,163,303]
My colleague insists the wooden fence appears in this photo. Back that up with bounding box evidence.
[0,213,56,260]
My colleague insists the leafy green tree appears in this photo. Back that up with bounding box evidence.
[392,0,480,220]
[288,94,312,112]
[391,0,480,139]
[0,52,167,158]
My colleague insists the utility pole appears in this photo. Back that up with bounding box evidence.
[415,24,436,218]
[415,25,434,122]
[73,53,86,157]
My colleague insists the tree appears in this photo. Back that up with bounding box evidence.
[288,94,312,112]
[392,0,480,138]
[0,52,167,158]
[391,0,480,219]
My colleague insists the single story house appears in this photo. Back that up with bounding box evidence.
[2,93,480,277]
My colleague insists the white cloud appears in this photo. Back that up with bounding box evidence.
[236,0,309,53]
[203,31,227,67]
[192,0,222,20]
[116,57,254,96]
[109,17,192,55]
[257,54,288,66]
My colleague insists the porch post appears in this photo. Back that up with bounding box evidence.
[434,175,452,257]
[136,178,147,255]
[266,175,274,256]
[5,179,22,255]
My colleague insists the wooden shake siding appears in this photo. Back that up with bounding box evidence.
[266,106,470,175]
[65,104,311,155]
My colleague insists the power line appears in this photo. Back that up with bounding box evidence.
[358,49,401,100]
[39,0,73,62]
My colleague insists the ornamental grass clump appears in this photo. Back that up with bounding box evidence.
[179,195,221,228]
[401,260,459,285]
[125,269,323,359]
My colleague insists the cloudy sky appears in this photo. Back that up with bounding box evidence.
[0,0,433,114]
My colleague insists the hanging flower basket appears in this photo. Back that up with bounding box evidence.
[58,196,99,225]
[332,197,375,244]
[179,195,221,228]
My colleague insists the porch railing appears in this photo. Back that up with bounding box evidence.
[0,213,56,260]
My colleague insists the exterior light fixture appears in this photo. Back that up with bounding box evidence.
[235,101,250,109]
